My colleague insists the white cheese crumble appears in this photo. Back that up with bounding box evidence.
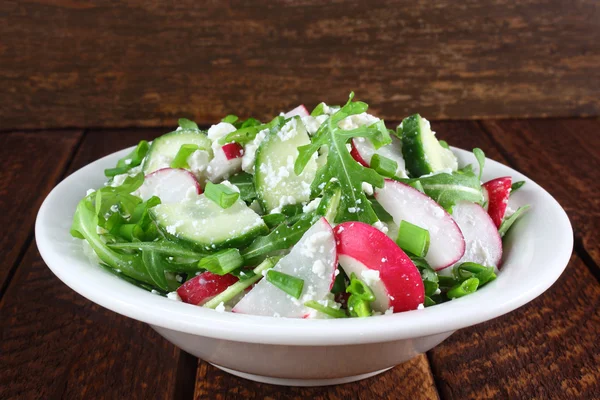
[301,115,328,135]
[241,128,268,173]
[207,122,236,142]
[86,188,96,196]
[361,269,381,286]
[187,149,210,181]
[167,291,182,301]
[220,180,241,193]
[215,302,226,312]
[361,182,374,196]
[373,220,388,234]
[338,112,379,131]
[312,259,326,278]
[384,307,394,315]
[302,198,321,213]
[417,303,425,310]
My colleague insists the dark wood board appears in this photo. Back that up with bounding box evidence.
[481,118,600,267]
[0,129,82,293]
[1,0,600,130]
[194,355,439,400]
[0,128,196,400]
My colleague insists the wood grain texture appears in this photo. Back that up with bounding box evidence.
[194,355,439,400]
[1,0,600,130]
[481,118,600,267]
[0,128,197,400]
[0,129,82,292]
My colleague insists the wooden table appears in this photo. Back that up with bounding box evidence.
[1,119,599,399]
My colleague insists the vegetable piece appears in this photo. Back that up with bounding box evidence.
[105,140,150,177]
[454,262,497,286]
[143,129,211,174]
[370,154,398,178]
[334,221,425,313]
[228,172,256,202]
[221,142,244,160]
[482,176,512,227]
[511,180,526,194]
[198,248,244,275]
[499,205,530,237]
[207,144,243,182]
[447,277,480,299]
[204,181,240,209]
[304,300,347,318]
[265,270,305,299]
[107,241,206,258]
[150,195,268,252]
[347,295,372,317]
[233,217,338,318]
[284,105,310,118]
[346,272,376,302]
[170,144,202,169]
[375,180,465,270]
[451,201,503,268]
[254,117,317,212]
[203,257,279,309]
[396,220,430,257]
[400,114,458,177]
[177,271,239,306]
[350,135,408,178]
[137,168,201,204]
[315,179,342,224]
[294,93,388,224]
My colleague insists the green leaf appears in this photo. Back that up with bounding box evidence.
[311,102,326,116]
[178,118,199,130]
[499,205,530,237]
[438,140,449,149]
[220,116,283,145]
[142,250,171,291]
[170,144,203,169]
[229,172,257,202]
[304,300,347,318]
[105,140,149,177]
[266,270,304,299]
[108,240,207,259]
[473,148,485,181]
[221,115,239,124]
[294,93,384,224]
[511,181,526,194]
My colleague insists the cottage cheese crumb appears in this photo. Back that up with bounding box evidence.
[361,269,381,286]
[167,291,182,301]
[215,302,226,312]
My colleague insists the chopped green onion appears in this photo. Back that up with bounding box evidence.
[221,115,239,124]
[473,148,485,181]
[304,300,348,318]
[204,181,240,209]
[178,118,199,130]
[170,144,202,169]
[370,154,398,178]
[454,262,497,286]
[262,213,286,228]
[423,280,439,297]
[198,248,244,275]
[229,173,256,201]
[499,205,530,237]
[346,273,375,302]
[311,102,326,116]
[438,140,449,149]
[396,221,430,257]
[438,275,459,288]
[347,295,372,317]
[511,181,526,194]
[447,277,479,299]
[230,268,257,281]
[266,270,304,299]
[203,257,279,309]
[105,140,149,177]
[408,180,425,193]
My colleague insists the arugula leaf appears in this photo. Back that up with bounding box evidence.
[178,118,199,130]
[406,165,484,212]
[118,196,161,242]
[221,115,239,124]
[104,141,149,177]
[499,205,530,237]
[473,148,485,181]
[229,172,257,202]
[219,116,283,145]
[294,93,387,224]
[511,181,526,194]
[311,102,326,116]
[107,240,207,259]
[142,250,171,291]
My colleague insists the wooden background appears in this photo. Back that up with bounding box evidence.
[1,0,600,130]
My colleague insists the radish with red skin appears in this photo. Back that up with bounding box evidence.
[351,136,407,178]
[334,222,424,313]
[350,143,369,167]
[233,217,338,318]
[177,271,239,306]
[207,145,243,182]
[284,105,310,119]
[482,177,512,228]
[221,142,244,160]
[451,201,503,269]
[375,179,465,271]
[137,168,201,203]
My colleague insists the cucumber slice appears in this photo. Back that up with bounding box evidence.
[150,195,268,252]
[143,130,212,174]
[254,118,318,212]
[401,114,457,177]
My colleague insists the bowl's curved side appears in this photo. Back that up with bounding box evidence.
[35,146,573,346]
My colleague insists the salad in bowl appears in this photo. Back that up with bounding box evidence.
[71,93,529,319]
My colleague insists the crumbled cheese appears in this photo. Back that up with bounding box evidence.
[277,118,298,141]
[417,303,425,310]
[311,259,326,278]
[187,149,210,180]
[338,112,379,130]
[361,182,374,196]
[373,220,388,234]
[86,188,96,196]
[302,198,321,213]
[167,291,182,301]
[207,122,237,142]
[220,180,241,193]
[384,307,394,315]
[361,269,381,286]
[241,128,268,173]
[348,207,357,213]
[300,231,331,258]
[301,115,328,135]
[215,302,226,312]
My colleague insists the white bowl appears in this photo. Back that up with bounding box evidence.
[36,146,573,386]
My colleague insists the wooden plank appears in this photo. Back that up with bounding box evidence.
[0,128,197,400]
[1,0,600,130]
[429,254,600,399]
[0,129,82,292]
[481,118,600,266]
[194,355,439,400]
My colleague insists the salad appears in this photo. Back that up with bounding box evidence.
[71,93,529,318]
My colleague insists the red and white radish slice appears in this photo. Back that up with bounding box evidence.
[207,144,243,182]
[482,177,512,228]
[351,136,408,178]
[137,168,201,203]
[451,201,503,269]
[375,179,465,271]
[177,271,238,306]
[334,222,424,313]
[284,105,310,119]
[233,217,337,318]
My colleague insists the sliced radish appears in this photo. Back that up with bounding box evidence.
[222,142,244,160]
[482,177,512,228]
[233,217,337,318]
[351,136,408,178]
[452,201,503,268]
[334,222,424,313]
[284,105,310,119]
[137,168,201,203]
[207,145,243,182]
[375,179,465,271]
[177,271,239,306]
